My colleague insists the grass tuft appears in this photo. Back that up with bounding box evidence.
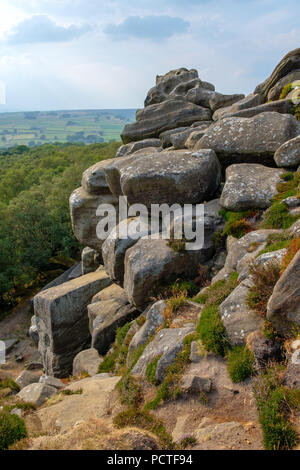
[247,261,281,317]
[0,411,27,450]
[196,305,228,356]
[226,346,254,383]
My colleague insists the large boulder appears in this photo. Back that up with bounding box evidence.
[255,48,300,101]
[274,135,300,167]
[18,383,57,406]
[220,164,284,211]
[15,370,40,389]
[268,69,300,101]
[72,348,102,377]
[124,238,214,309]
[209,93,245,112]
[267,250,300,336]
[116,139,161,158]
[88,283,139,354]
[212,94,261,121]
[196,112,300,166]
[70,187,118,251]
[34,271,112,377]
[121,99,211,144]
[102,217,150,284]
[131,326,194,382]
[223,99,293,119]
[81,247,101,275]
[120,149,221,208]
[81,159,114,195]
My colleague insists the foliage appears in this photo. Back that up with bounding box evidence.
[280,237,300,274]
[113,407,174,449]
[0,411,27,450]
[256,231,293,257]
[246,261,281,316]
[0,141,120,315]
[196,305,228,356]
[226,346,254,383]
[146,356,162,385]
[253,365,300,450]
[117,375,143,407]
[219,209,257,239]
[279,83,293,100]
[179,436,197,448]
[0,379,20,392]
[158,278,198,300]
[294,104,300,121]
[194,272,239,307]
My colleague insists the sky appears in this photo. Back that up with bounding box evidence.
[0,0,299,111]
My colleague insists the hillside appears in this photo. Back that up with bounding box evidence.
[0,109,136,148]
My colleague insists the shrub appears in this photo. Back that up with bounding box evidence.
[98,350,118,373]
[254,366,300,450]
[167,238,186,252]
[226,346,254,383]
[196,305,228,356]
[194,272,239,307]
[279,83,293,100]
[113,407,174,449]
[247,261,281,316]
[280,237,300,274]
[166,293,187,313]
[117,374,143,407]
[0,411,27,450]
[179,435,197,448]
[219,209,257,239]
[262,203,298,230]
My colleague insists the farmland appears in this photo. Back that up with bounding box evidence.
[0,109,136,148]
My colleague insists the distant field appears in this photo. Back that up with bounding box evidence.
[0,109,136,148]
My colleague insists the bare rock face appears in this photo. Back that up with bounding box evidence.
[220,164,284,211]
[120,149,221,208]
[121,99,212,144]
[131,326,194,382]
[267,250,300,336]
[274,135,300,167]
[18,383,57,406]
[81,247,101,275]
[246,330,282,369]
[72,348,102,377]
[221,99,293,120]
[255,48,300,101]
[34,271,112,377]
[196,112,300,166]
[69,187,118,251]
[88,283,139,354]
[267,69,300,101]
[16,370,40,389]
[116,139,161,158]
[81,159,115,195]
[212,93,261,121]
[209,93,245,112]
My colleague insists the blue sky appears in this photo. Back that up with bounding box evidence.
[0,0,299,111]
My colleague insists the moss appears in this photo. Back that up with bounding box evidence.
[194,272,239,307]
[227,346,254,383]
[98,321,135,374]
[0,379,20,392]
[279,83,293,100]
[0,411,27,450]
[196,305,228,356]
[219,209,257,239]
[262,203,299,230]
[256,231,293,257]
[136,315,146,327]
[98,349,118,373]
[146,355,162,385]
[116,322,132,347]
[246,261,281,317]
[113,407,174,449]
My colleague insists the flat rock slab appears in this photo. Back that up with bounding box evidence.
[131,326,194,383]
[120,149,221,208]
[220,164,284,211]
[196,112,300,166]
[121,99,211,144]
[34,271,112,377]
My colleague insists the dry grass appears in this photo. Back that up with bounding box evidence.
[247,261,281,317]
[280,237,300,274]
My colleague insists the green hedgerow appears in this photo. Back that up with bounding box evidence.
[226,346,254,383]
[0,411,27,450]
[196,305,228,356]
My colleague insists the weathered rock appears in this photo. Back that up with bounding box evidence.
[128,300,167,354]
[124,238,214,308]
[70,187,118,251]
[15,370,40,389]
[284,350,300,389]
[255,48,300,101]
[196,112,300,166]
[37,263,82,294]
[102,217,150,284]
[18,383,57,406]
[274,135,300,167]
[185,130,207,149]
[219,281,264,345]
[29,315,39,346]
[88,284,139,354]
[237,247,286,282]
[120,149,221,208]
[121,99,211,144]
[195,421,246,446]
[220,164,284,211]
[116,139,161,157]
[81,247,101,275]
[34,271,112,377]
[212,94,261,121]
[81,159,114,195]
[223,99,293,120]
[131,326,194,382]
[282,196,300,208]
[26,350,43,371]
[209,93,245,112]
[246,330,282,369]
[288,219,300,237]
[267,250,300,335]
[180,373,212,394]
[159,127,189,148]
[72,348,102,377]
[169,128,202,149]
[39,375,65,390]
[186,87,217,108]
[268,69,300,101]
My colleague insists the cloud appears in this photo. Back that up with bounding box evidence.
[4,15,90,45]
[104,15,189,41]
